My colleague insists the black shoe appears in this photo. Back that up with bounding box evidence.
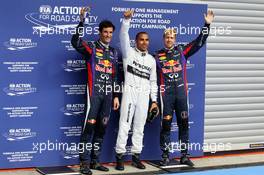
[180,155,194,167]
[90,161,109,172]
[115,153,124,171]
[131,153,146,169]
[80,162,92,175]
[159,152,170,166]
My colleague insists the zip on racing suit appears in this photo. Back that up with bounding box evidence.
[71,21,118,163]
[115,18,158,154]
[156,23,210,155]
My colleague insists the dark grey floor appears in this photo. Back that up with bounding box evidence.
[1,152,264,175]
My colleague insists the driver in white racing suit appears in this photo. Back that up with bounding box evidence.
[115,10,159,170]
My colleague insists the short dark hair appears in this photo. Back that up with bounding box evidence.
[135,32,148,41]
[99,20,115,32]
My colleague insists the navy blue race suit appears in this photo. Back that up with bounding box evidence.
[156,23,210,155]
[71,21,118,163]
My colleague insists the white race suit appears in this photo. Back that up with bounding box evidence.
[115,18,158,154]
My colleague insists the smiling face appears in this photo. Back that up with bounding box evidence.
[163,28,176,49]
[136,33,149,52]
[99,27,114,44]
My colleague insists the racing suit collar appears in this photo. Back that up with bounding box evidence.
[135,47,148,57]
[164,45,175,52]
[98,40,109,49]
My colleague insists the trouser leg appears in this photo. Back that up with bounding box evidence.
[79,95,102,163]
[131,91,149,154]
[90,94,112,162]
[175,95,189,154]
[115,86,136,154]
[160,91,174,153]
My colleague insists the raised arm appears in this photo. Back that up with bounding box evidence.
[71,7,93,57]
[112,49,119,95]
[112,49,120,110]
[182,10,215,59]
[119,10,134,59]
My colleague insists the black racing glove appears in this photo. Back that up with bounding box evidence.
[147,103,159,123]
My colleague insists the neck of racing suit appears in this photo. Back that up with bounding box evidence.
[165,45,175,51]
[135,47,148,57]
[99,40,109,49]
